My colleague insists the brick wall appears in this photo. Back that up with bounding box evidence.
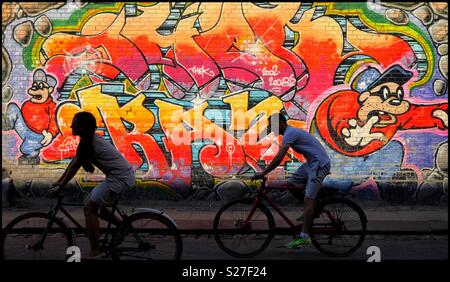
[2,2,448,204]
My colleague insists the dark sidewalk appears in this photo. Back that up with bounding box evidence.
[2,198,448,234]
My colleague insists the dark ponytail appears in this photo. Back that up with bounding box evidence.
[74,112,97,173]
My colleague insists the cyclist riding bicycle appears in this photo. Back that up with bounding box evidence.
[253,113,331,249]
[47,111,135,259]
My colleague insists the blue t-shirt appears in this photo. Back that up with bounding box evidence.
[282,126,330,166]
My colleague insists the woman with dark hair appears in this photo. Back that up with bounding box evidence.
[48,111,135,259]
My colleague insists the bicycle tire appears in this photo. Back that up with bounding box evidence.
[1,212,74,261]
[311,197,367,257]
[110,212,182,260]
[213,198,275,258]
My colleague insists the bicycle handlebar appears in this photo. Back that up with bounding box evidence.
[46,180,88,201]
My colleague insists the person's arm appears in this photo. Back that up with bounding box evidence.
[59,155,83,187]
[47,101,59,138]
[52,155,83,191]
[263,144,291,175]
[55,161,71,185]
[398,103,448,130]
[254,144,291,180]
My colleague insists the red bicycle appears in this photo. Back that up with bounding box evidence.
[213,176,367,258]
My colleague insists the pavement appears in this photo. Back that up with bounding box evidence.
[2,198,448,234]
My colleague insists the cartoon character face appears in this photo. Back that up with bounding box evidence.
[27,81,53,104]
[357,82,410,128]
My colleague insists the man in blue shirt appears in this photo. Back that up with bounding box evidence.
[253,113,331,248]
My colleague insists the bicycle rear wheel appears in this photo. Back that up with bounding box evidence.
[1,212,73,260]
[213,198,275,258]
[311,197,367,257]
[110,212,182,260]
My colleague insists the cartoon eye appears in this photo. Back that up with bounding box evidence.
[38,82,44,89]
[382,87,390,100]
[396,88,404,100]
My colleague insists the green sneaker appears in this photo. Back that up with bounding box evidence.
[286,236,312,249]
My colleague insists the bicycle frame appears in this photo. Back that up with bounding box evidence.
[244,178,339,235]
[32,195,126,252]
[3,179,184,261]
[245,179,302,234]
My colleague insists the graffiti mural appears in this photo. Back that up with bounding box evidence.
[2,2,448,203]
[315,63,447,157]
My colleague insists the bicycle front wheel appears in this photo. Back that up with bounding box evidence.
[1,212,74,260]
[110,212,182,260]
[311,197,367,257]
[213,198,275,258]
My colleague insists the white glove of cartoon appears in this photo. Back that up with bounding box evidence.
[341,116,385,147]
[40,130,53,147]
[432,109,448,128]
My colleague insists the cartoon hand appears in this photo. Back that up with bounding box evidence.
[432,109,448,128]
[40,130,53,147]
[341,116,385,147]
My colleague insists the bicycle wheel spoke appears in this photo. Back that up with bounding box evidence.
[2,213,72,260]
[111,213,181,260]
[311,198,366,257]
[214,199,274,258]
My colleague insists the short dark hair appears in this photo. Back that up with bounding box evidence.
[268,112,287,125]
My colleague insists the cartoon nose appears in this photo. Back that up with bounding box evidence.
[389,99,401,105]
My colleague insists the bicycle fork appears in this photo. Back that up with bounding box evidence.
[27,208,59,251]
[243,197,261,229]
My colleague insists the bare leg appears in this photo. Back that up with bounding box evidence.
[84,201,101,256]
[302,197,315,234]
[99,207,123,226]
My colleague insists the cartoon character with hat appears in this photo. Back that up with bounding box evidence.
[4,68,59,164]
[314,64,448,157]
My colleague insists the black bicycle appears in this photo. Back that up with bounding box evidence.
[1,181,183,260]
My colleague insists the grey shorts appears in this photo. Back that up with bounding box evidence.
[287,162,331,200]
[85,178,131,206]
